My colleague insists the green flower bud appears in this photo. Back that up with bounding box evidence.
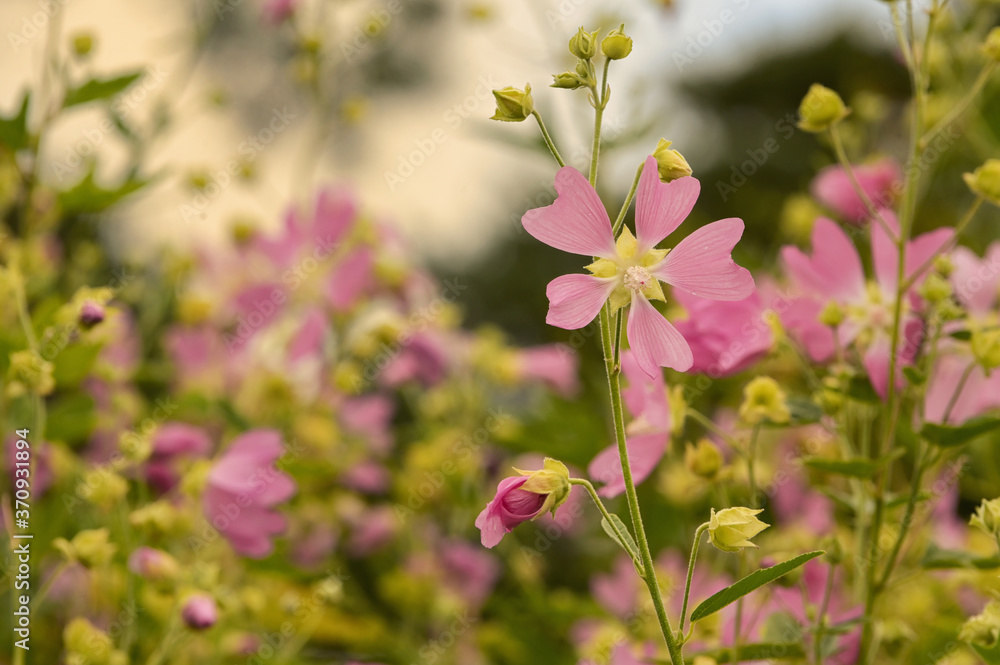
[652,138,693,182]
[5,349,54,398]
[64,618,126,665]
[54,528,117,568]
[685,438,723,479]
[569,27,599,60]
[983,27,1000,62]
[818,301,845,327]
[551,72,585,90]
[71,32,95,58]
[971,327,1000,373]
[601,24,632,60]
[79,470,129,508]
[708,507,769,552]
[490,84,534,122]
[963,159,1000,206]
[959,600,1000,648]
[933,253,954,278]
[516,458,571,517]
[919,272,952,304]
[797,84,850,133]
[739,376,791,425]
[970,498,1000,537]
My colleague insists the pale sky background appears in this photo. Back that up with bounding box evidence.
[0,0,905,268]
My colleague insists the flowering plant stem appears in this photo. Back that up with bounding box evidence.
[678,523,709,637]
[570,478,643,573]
[532,110,565,167]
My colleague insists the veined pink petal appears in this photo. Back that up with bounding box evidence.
[780,218,864,301]
[545,274,617,330]
[588,431,669,498]
[626,293,693,375]
[653,219,754,301]
[522,166,616,258]
[635,156,700,253]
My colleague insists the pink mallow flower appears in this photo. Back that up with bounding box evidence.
[515,343,580,397]
[202,430,296,558]
[476,459,571,548]
[672,288,773,376]
[522,155,754,377]
[147,422,212,493]
[780,212,951,399]
[588,350,670,498]
[811,158,901,224]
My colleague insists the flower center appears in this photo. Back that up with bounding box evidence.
[623,266,653,293]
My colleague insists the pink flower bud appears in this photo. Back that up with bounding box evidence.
[181,594,218,630]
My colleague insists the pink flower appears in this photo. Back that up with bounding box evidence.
[380,332,450,387]
[181,594,218,630]
[439,540,500,608]
[475,477,548,548]
[340,394,395,455]
[147,422,212,493]
[515,344,579,396]
[672,288,773,376]
[127,547,177,582]
[326,247,375,312]
[588,350,670,497]
[254,188,355,269]
[522,156,754,377]
[262,0,297,23]
[202,430,296,558]
[591,555,641,619]
[780,213,952,399]
[811,158,901,224]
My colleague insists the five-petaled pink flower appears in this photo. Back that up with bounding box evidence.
[522,155,755,377]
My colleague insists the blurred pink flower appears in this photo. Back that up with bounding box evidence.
[147,422,212,493]
[202,430,296,558]
[588,351,670,497]
[523,156,754,377]
[288,307,328,362]
[262,0,297,23]
[181,594,218,630]
[326,247,375,311]
[127,547,176,582]
[347,505,397,555]
[811,158,901,224]
[380,332,450,388]
[439,540,500,608]
[591,555,641,619]
[475,476,548,548]
[341,460,391,495]
[673,289,773,376]
[254,188,355,269]
[781,213,951,399]
[515,343,580,397]
[340,394,395,455]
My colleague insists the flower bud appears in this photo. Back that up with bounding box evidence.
[5,349,55,397]
[476,458,571,547]
[79,470,129,508]
[708,507,769,552]
[797,84,850,133]
[963,159,1000,206]
[64,618,127,665]
[516,457,572,517]
[182,593,219,630]
[551,71,585,90]
[71,32,95,58]
[78,299,105,328]
[127,547,179,584]
[685,438,723,479]
[739,376,790,425]
[569,27,599,60]
[601,24,632,60]
[652,138,693,182]
[490,84,534,122]
[818,301,845,327]
[971,327,1000,373]
[918,272,952,304]
[959,600,1000,649]
[819,535,844,564]
[54,528,117,568]
[933,254,954,278]
[970,498,1000,537]
[983,27,1000,62]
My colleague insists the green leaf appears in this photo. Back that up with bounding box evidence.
[679,643,807,664]
[690,551,824,623]
[45,393,96,443]
[0,91,31,151]
[902,365,925,385]
[971,641,1000,665]
[922,544,1000,570]
[57,164,148,215]
[803,457,882,479]
[785,398,823,425]
[844,375,880,403]
[51,343,102,388]
[949,329,972,341]
[63,72,143,108]
[920,416,1000,447]
[600,514,639,562]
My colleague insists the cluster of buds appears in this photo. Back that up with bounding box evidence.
[552,25,632,91]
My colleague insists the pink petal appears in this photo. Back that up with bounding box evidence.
[626,293,693,375]
[288,308,327,362]
[871,208,901,291]
[653,219,755,300]
[862,336,893,401]
[780,218,864,301]
[545,274,617,330]
[326,248,374,311]
[634,156,700,253]
[905,227,953,286]
[951,245,1000,314]
[588,432,669,498]
[780,297,835,362]
[522,166,616,258]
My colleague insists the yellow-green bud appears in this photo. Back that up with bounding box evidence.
[130,500,179,534]
[963,159,1000,206]
[652,138,693,182]
[490,84,534,122]
[970,498,1000,537]
[971,327,1000,372]
[818,301,845,327]
[551,71,585,90]
[797,84,850,133]
[5,350,55,398]
[601,24,632,60]
[959,600,1000,649]
[71,33,94,58]
[516,458,571,517]
[685,438,723,479]
[933,253,954,278]
[918,272,952,304]
[739,376,791,425]
[54,528,117,568]
[569,27,599,60]
[983,27,1000,62]
[79,470,129,508]
[708,507,769,552]
[64,618,124,665]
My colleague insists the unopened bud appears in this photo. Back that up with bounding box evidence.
[963,159,1000,206]
[490,84,534,122]
[601,24,632,60]
[798,84,850,133]
[569,27,599,60]
[652,138,692,182]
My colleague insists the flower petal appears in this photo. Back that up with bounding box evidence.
[626,293,693,375]
[779,217,864,301]
[905,227,954,286]
[653,218,755,300]
[522,166,616,258]
[635,156,700,253]
[545,274,617,330]
[588,432,669,498]
[871,208,901,291]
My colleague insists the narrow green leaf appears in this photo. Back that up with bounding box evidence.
[600,514,639,562]
[803,457,882,479]
[785,398,822,425]
[971,641,1000,665]
[58,165,148,215]
[922,544,1000,570]
[63,72,143,108]
[920,416,1000,447]
[844,375,880,403]
[690,551,824,622]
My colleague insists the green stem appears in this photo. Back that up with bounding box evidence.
[612,162,644,236]
[679,523,709,636]
[588,59,611,186]
[919,62,996,151]
[941,360,977,427]
[31,561,68,609]
[687,408,742,454]
[875,441,929,592]
[531,110,565,167]
[571,478,642,571]
[812,559,837,665]
[747,423,761,508]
